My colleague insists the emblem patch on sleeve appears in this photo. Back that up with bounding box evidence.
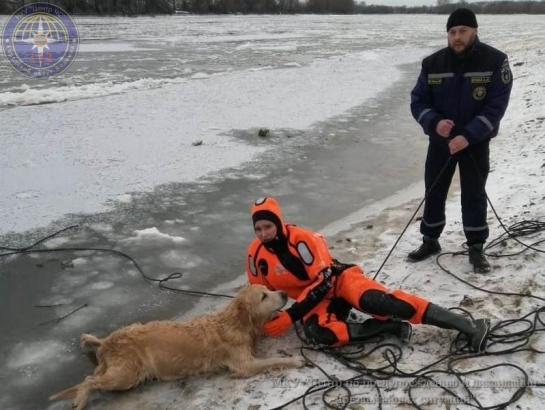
[473,86,487,100]
[501,58,512,84]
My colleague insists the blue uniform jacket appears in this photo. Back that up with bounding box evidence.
[411,37,512,145]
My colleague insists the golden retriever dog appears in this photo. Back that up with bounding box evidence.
[50,284,305,410]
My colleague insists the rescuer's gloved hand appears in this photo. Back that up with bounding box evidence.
[263,311,292,337]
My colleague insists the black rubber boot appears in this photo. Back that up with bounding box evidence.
[347,319,412,343]
[407,236,441,262]
[468,243,491,273]
[422,303,490,352]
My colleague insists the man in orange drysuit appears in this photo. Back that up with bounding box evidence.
[246,197,490,352]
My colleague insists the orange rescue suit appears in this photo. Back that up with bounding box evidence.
[246,197,430,346]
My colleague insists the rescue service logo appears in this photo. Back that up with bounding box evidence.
[1,2,79,79]
[501,58,512,85]
[473,86,487,101]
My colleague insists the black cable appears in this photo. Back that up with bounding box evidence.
[0,224,80,252]
[2,145,543,409]
[372,156,453,280]
[271,147,545,409]
[269,305,545,410]
[0,225,234,299]
[373,147,544,281]
[429,149,545,302]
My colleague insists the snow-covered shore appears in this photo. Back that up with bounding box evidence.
[167,24,545,410]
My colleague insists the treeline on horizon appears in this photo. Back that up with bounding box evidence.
[1,0,544,15]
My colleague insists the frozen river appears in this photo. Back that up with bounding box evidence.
[1,13,542,410]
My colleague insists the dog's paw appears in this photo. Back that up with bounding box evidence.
[291,356,306,368]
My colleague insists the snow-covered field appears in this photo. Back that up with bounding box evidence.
[0,13,544,410]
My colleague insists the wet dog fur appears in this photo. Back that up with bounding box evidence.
[49,285,305,410]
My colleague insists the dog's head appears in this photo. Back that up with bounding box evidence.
[234,284,288,330]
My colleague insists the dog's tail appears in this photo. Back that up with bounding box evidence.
[49,384,79,401]
[81,333,103,348]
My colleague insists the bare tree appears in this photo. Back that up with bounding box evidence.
[2,0,544,15]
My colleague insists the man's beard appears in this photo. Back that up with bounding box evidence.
[449,33,476,56]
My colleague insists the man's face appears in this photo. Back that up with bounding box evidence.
[448,26,477,55]
[254,220,277,243]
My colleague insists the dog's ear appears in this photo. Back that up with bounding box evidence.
[233,293,254,330]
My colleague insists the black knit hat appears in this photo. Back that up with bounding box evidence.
[446,8,478,31]
[252,210,282,229]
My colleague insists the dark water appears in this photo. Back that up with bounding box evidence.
[0,65,426,410]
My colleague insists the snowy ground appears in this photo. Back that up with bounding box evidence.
[0,13,544,410]
[117,21,545,410]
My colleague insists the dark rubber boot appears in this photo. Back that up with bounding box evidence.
[468,243,491,273]
[422,303,490,352]
[408,236,441,262]
[347,319,412,343]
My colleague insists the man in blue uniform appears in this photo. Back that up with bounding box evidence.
[409,8,513,273]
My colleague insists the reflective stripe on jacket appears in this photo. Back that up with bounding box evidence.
[411,37,512,145]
